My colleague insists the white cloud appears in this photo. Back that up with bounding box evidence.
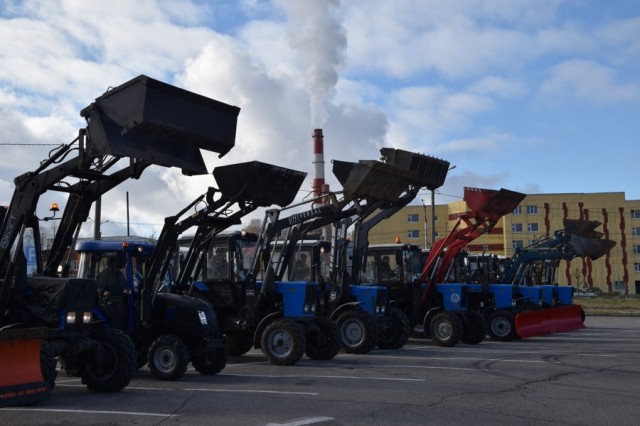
[539,59,640,105]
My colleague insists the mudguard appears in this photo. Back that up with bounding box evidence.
[515,305,585,338]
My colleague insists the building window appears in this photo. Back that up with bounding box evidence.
[407,230,419,239]
[513,206,522,215]
[512,223,523,233]
[407,213,419,223]
[433,215,439,222]
[632,210,640,219]
[526,205,538,215]
[513,240,524,249]
[633,227,640,236]
[482,244,489,251]
[527,223,539,232]
[634,245,640,255]
[635,263,640,273]
[613,281,626,294]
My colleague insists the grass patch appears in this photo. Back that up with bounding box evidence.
[576,296,640,316]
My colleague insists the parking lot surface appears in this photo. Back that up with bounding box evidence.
[2,316,639,426]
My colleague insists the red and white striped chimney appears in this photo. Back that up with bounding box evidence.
[312,129,329,199]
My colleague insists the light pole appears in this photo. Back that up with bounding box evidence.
[421,199,428,248]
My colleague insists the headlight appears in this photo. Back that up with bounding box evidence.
[66,312,76,324]
[197,310,208,325]
[83,312,92,324]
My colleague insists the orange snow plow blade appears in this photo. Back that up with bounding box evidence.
[515,305,585,338]
[0,335,50,407]
[464,187,526,221]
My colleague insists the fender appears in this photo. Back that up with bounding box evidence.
[253,311,283,349]
[329,301,362,322]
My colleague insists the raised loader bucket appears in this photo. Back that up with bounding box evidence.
[515,305,585,338]
[570,234,616,260]
[379,148,450,190]
[213,161,306,207]
[81,74,240,175]
[333,160,425,202]
[0,330,50,407]
[464,187,526,220]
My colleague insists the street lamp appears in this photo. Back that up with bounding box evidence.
[421,199,429,248]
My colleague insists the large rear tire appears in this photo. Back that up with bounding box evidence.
[148,335,189,381]
[377,307,411,349]
[429,312,463,347]
[80,329,136,392]
[487,310,516,342]
[337,309,377,354]
[305,317,341,360]
[261,319,305,366]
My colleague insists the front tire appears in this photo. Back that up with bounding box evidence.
[461,310,487,345]
[261,319,306,366]
[80,329,136,392]
[429,312,462,347]
[337,309,378,354]
[148,335,189,381]
[227,333,253,356]
[305,317,341,360]
[192,344,228,375]
[487,310,516,342]
[377,306,411,349]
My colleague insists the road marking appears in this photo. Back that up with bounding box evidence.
[54,383,319,395]
[0,408,178,417]
[266,416,335,426]
[220,373,425,381]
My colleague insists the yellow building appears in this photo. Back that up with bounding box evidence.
[367,191,640,295]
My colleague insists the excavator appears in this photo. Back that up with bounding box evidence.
[0,75,239,405]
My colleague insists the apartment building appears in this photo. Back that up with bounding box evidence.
[367,191,640,295]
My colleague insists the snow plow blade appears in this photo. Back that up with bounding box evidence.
[81,74,240,175]
[515,305,585,338]
[0,330,50,407]
[213,161,306,207]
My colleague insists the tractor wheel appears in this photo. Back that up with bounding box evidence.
[337,309,378,354]
[261,319,306,366]
[377,306,411,349]
[148,335,189,381]
[461,310,487,345]
[227,333,253,356]
[305,317,341,360]
[487,310,516,341]
[80,329,136,392]
[429,312,463,347]
[192,344,228,375]
[40,340,57,390]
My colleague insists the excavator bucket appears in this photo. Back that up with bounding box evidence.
[81,74,240,175]
[464,187,526,220]
[0,330,50,407]
[379,148,450,190]
[213,161,307,207]
[332,160,419,202]
[515,305,585,338]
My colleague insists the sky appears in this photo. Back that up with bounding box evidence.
[1,0,639,239]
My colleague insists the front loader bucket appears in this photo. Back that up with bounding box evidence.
[213,161,306,207]
[464,187,526,220]
[563,219,603,238]
[379,148,450,190]
[0,330,50,407]
[333,160,420,202]
[570,234,616,260]
[82,75,240,175]
[515,305,585,338]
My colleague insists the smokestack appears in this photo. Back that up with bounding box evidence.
[312,129,329,198]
